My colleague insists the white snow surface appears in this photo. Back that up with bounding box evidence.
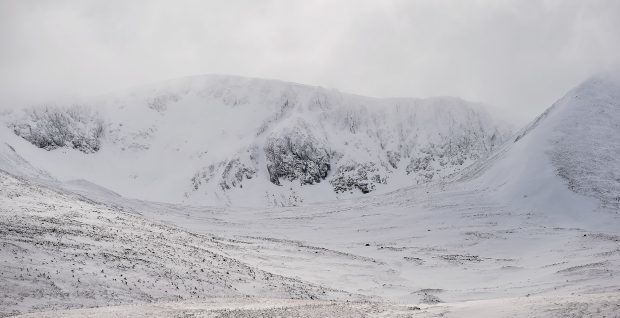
[1,73,620,317]
[457,71,620,224]
[12,293,620,318]
[0,170,358,317]
[1,75,509,207]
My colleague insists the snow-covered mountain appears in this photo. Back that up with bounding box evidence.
[2,73,620,317]
[458,71,620,216]
[1,75,510,207]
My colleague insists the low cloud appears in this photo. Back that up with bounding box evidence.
[1,0,618,124]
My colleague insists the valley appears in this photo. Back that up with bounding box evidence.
[1,73,619,317]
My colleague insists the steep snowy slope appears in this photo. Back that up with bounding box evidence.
[0,170,357,317]
[458,71,620,219]
[1,75,509,207]
[0,126,54,181]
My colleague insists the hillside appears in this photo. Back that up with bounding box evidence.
[458,71,620,217]
[0,169,357,317]
[1,75,510,207]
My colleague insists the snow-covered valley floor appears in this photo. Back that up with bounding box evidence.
[13,293,620,318]
[69,176,620,306]
[3,164,619,317]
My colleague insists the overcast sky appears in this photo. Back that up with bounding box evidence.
[1,0,619,124]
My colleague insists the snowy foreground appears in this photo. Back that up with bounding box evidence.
[1,73,620,317]
[12,294,620,318]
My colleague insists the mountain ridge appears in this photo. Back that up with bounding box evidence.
[2,75,511,207]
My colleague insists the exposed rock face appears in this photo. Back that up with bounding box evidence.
[219,159,256,190]
[264,123,331,186]
[386,150,400,169]
[191,165,216,190]
[330,162,387,194]
[406,155,434,180]
[192,146,259,191]
[10,106,104,153]
[404,132,501,182]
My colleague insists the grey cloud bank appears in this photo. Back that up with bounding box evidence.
[1,0,619,124]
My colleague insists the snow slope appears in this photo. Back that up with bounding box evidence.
[0,126,54,182]
[458,71,620,222]
[0,170,358,317]
[1,75,509,207]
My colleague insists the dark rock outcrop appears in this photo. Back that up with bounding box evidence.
[264,123,331,186]
[330,162,386,194]
[191,147,259,191]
